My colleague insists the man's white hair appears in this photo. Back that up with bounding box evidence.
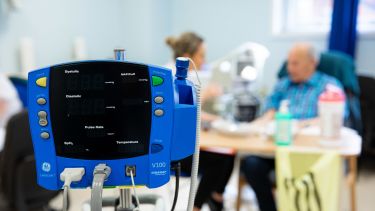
[292,43,320,63]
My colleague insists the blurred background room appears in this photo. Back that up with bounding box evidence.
[0,0,374,211]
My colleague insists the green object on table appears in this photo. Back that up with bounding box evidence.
[275,100,292,146]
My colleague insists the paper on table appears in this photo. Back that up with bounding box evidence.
[247,120,299,137]
[298,125,361,148]
[211,119,253,137]
[298,125,358,136]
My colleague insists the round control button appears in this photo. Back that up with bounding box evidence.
[39,119,48,126]
[38,111,47,118]
[151,143,164,153]
[154,96,164,104]
[37,98,47,105]
[40,132,50,139]
[154,109,164,117]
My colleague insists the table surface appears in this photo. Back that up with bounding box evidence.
[200,126,362,157]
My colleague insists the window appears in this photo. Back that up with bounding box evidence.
[273,0,375,35]
[358,0,375,32]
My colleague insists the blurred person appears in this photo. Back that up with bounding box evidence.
[0,74,22,149]
[166,32,234,211]
[165,32,220,121]
[241,43,344,211]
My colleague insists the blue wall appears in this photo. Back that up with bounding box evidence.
[0,0,373,89]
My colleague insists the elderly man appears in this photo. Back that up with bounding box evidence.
[241,43,344,211]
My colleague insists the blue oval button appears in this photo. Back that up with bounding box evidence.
[151,144,164,153]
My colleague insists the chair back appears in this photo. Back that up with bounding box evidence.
[9,76,28,108]
[0,110,59,210]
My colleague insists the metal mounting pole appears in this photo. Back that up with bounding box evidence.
[114,49,126,61]
[117,188,136,211]
[114,48,136,211]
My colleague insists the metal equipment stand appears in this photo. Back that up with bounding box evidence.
[85,189,165,211]
[116,188,166,211]
[114,49,137,211]
[117,189,136,211]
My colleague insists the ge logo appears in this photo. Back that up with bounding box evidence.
[42,162,51,172]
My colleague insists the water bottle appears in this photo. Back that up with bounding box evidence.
[275,100,293,146]
[318,84,345,141]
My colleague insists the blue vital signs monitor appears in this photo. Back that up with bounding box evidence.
[28,60,197,190]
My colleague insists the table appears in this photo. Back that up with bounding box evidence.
[199,127,362,211]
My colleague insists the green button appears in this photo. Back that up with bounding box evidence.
[152,76,163,86]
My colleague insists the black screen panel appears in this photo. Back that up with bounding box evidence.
[49,61,151,160]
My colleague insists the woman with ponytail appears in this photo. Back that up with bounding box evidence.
[165,32,235,211]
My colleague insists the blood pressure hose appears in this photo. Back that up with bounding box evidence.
[91,164,112,211]
[186,58,201,211]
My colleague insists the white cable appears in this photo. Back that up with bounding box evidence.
[130,171,141,210]
[186,58,201,211]
[188,58,201,85]
[62,177,72,211]
[62,185,69,211]
[60,168,85,211]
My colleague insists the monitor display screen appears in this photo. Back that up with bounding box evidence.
[49,61,152,160]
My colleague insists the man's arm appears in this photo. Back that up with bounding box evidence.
[252,109,276,125]
[252,79,287,124]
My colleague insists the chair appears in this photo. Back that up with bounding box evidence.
[358,75,375,155]
[238,150,341,211]
[0,110,60,211]
[9,76,28,108]
[276,149,341,211]
[278,51,362,133]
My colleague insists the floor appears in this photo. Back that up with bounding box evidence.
[49,157,375,211]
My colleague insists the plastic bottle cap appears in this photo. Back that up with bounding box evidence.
[176,57,189,68]
[319,84,345,102]
[279,100,290,114]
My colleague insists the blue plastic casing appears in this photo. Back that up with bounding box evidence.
[28,60,197,190]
